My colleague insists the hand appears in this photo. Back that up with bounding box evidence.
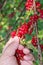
[0,36,34,65]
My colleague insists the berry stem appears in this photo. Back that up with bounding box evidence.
[33,0,42,65]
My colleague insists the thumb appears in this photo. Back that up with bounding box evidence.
[2,36,20,56]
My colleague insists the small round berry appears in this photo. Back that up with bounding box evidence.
[11,31,16,38]
[36,2,41,8]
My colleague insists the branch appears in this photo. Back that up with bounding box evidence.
[33,0,42,65]
[0,0,6,11]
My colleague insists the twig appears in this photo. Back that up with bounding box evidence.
[33,0,42,65]
[0,0,6,11]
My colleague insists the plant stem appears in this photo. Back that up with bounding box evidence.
[33,0,42,65]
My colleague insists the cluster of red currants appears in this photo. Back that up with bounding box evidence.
[27,14,39,34]
[31,36,37,47]
[25,0,41,11]
[10,1,43,64]
[25,0,33,10]
[25,0,43,19]
[11,13,39,38]
[17,23,28,37]
[15,49,25,65]
[11,12,43,50]
[39,9,43,19]
[36,2,43,19]
[11,23,29,38]
[31,36,43,50]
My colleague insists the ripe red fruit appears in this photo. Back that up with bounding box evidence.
[31,36,37,46]
[36,2,41,9]
[25,2,29,7]
[27,21,33,28]
[17,23,28,37]
[27,0,33,2]
[37,8,40,12]
[40,44,43,50]
[15,49,25,65]
[17,31,24,38]
[39,9,43,14]
[40,14,43,19]
[30,14,39,23]
[39,9,43,19]
[34,14,39,21]
[25,0,33,10]
[11,31,16,38]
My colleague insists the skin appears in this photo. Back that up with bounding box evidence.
[0,36,34,65]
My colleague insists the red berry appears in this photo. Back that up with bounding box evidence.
[11,31,16,38]
[27,0,33,2]
[40,44,43,50]
[33,14,39,21]
[15,49,25,65]
[36,2,41,9]
[39,9,43,14]
[31,36,37,46]
[30,14,39,23]
[25,2,29,7]
[27,21,33,28]
[39,9,43,19]
[17,33,22,38]
[25,0,33,10]
[17,23,28,37]
[40,14,43,19]
[37,8,40,12]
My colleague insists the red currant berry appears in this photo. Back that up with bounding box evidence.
[31,36,37,46]
[11,31,16,38]
[40,14,43,19]
[36,2,41,9]
[40,44,43,50]
[15,49,25,65]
